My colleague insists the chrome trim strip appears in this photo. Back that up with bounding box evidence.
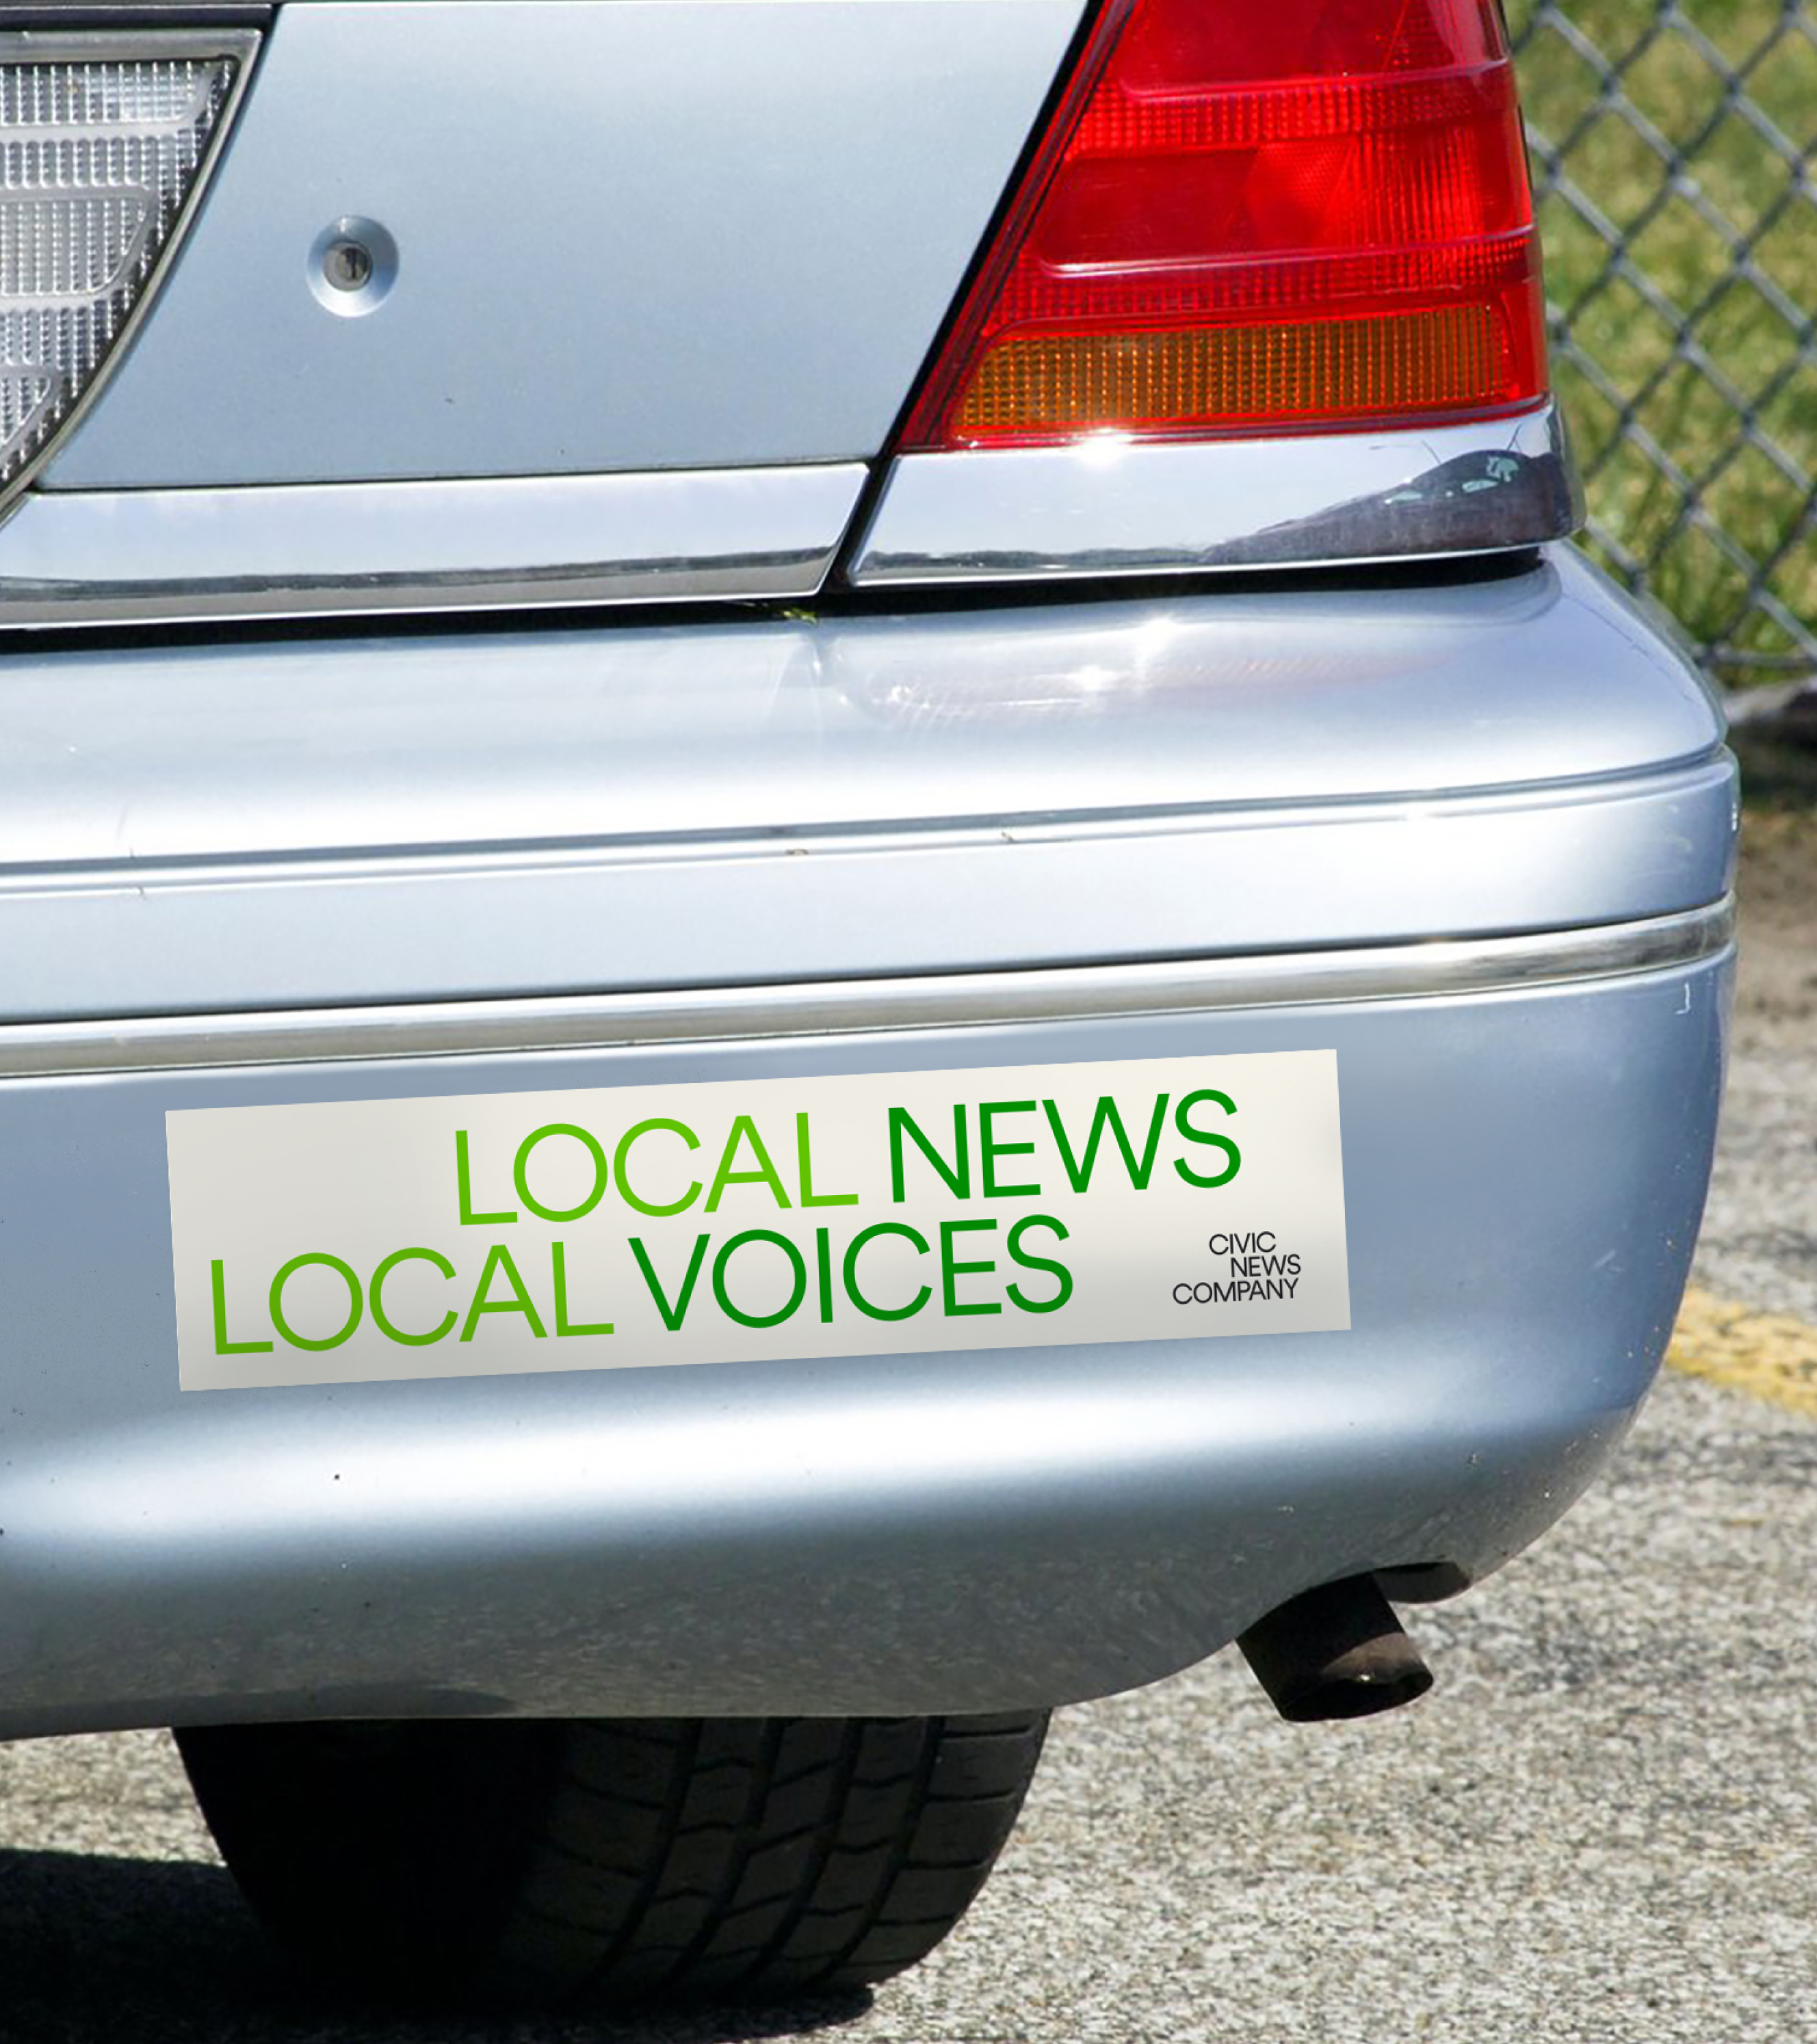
[846,403,1582,586]
[0,901,1731,1079]
[0,30,262,525]
[0,462,868,623]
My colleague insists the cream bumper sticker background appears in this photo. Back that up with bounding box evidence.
[167,1050,1350,1392]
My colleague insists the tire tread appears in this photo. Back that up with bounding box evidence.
[177,1707,1047,2009]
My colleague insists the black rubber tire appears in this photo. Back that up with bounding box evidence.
[174,1712,1049,2008]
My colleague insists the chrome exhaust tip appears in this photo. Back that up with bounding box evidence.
[1238,1573,1434,1723]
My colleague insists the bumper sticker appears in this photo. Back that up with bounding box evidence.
[167,1050,1348,1391]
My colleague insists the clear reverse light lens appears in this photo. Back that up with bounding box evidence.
[0,38,252,501]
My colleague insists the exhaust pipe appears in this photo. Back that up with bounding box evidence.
[1238,1573,1433,1722]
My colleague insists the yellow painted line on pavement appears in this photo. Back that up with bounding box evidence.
[1667,1285,1817,1420]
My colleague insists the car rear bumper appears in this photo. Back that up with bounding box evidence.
[0,548,1735,1730]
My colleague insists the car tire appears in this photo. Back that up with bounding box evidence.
[174,1711,1049,2007]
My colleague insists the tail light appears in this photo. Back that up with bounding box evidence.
[0,35,256,512]
[901,0,1547,449]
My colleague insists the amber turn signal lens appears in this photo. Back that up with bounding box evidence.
[955,304,1523,435]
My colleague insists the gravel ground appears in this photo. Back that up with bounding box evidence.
[1692,738,1817,1324]
[0,746,1811,2044]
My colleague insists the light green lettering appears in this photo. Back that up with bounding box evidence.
[551,1241,613,1337]
[614,1118,702,1218]
[704,1116,792,1214]
[456,1129,517,1227]
[370,1246,456,1346]
[270,1252,363,1352]
[458,1243,547,1342]
[796,1112,858,1207]
[514,1123,609,1224]
[210,1257,273,1355]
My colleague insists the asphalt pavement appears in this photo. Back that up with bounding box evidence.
[1,791,1811,2044]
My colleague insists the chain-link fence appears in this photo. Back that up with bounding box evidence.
[1508,0,1816,685]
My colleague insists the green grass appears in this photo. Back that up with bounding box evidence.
[1506,0,1817,683]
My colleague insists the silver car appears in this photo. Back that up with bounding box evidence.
[0,0,1731,2010]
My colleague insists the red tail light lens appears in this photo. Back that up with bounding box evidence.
[901,0,1548,449]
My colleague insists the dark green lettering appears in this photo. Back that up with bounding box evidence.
[1174,1090,1241,1188]
[1006,1214,1073,1315]
[979,1099,1041,1199]
[940,1217,1000,1318]
[843,1221,932,1322]
[629,1233,711,1331]
[1043,1093,1171,1192]
[888,1105,970,1202]
[711,1229,808,1328]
